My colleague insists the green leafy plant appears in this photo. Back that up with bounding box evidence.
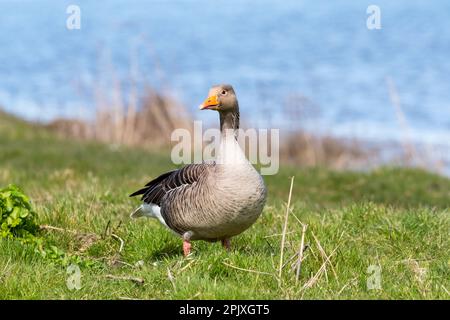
[0,184,98,268]
[0,184,39,239]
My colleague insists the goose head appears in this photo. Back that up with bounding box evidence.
[199,84,239,114]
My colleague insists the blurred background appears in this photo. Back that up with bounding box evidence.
[0,0,449,173]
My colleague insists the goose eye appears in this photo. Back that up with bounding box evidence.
[221,90,227,95]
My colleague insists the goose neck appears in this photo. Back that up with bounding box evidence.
[219,111,240,137]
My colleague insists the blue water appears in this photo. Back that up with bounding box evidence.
[0,0,449,154]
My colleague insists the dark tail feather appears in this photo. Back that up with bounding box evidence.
[129,187,148,197]
[129,170,176,198]
[144,171,175,186]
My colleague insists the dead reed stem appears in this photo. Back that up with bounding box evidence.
[53,47,192,148]
[386,76,420,165]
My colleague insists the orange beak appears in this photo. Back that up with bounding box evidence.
[199,95,219,110]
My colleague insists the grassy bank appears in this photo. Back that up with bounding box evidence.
[0,111,449,299]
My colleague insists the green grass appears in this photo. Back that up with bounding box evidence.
[0,111,449,299]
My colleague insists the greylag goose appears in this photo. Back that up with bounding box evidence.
[130,84,267,256]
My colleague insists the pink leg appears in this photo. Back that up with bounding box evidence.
[221,238,231,250]
[183,240,191,257]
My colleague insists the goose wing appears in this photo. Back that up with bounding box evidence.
[129,163,212,206]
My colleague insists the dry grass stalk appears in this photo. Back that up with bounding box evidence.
[111,233,124,253]
[222,261,277,278]
[283,251,301,270]
[301,244,340,291]
[311,230,339,282]
[386,77,446,173]
[386,76,421,165]
[278,176,295,284]
[263,231,295,238]
[104,274,144,285]
[40,224,78,234]
[295,223,308,283]
[179,260,196,273]
[337,277,358,296]
[441,285,450,296]
[167,267,177,290]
